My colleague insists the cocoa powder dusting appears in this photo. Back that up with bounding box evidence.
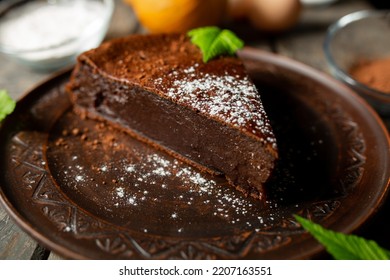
[349,57,390,93]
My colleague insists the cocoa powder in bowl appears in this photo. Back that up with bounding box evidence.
[349,57,390,94]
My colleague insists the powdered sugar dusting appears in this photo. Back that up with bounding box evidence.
[153,64,276,145]
[58,144,279,235]
[105,152,277,232]
[111,153,218,206]
[50,116,281,237]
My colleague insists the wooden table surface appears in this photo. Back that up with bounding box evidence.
[0,0,389,260]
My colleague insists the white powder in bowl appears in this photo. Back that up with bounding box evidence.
[0,0,109,66]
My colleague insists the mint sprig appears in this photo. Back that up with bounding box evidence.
[187,26,244,63]
[295,215,390,260]
[0,90,16,122]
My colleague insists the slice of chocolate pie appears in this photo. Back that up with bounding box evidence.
[66,33,278,200]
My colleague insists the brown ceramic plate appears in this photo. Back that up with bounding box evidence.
[0,48,389,259]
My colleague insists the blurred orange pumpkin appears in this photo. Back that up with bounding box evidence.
[124,0,228,33]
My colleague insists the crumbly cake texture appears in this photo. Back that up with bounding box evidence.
[66,33,278,200]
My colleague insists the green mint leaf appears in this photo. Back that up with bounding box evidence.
[295,215,390,260]
[188,26,244,63]
[0,90,16,122]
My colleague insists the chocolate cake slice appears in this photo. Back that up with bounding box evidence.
[66,33,278,200]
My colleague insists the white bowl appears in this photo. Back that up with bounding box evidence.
[0,0,114,71]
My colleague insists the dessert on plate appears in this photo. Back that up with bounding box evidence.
[66,33,278,200]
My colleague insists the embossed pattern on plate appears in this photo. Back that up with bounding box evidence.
[0,49,389,259]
